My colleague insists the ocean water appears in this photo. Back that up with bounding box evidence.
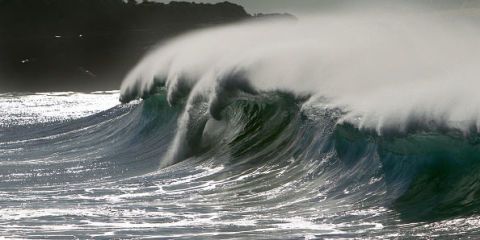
[1,91,480,239]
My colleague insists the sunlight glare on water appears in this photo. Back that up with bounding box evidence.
[0,91,120,127]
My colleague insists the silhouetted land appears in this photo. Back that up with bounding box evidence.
[0,0,292,92]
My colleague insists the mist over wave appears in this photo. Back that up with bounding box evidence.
[121,10,480,134]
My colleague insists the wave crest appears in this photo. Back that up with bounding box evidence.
[120,10,480,135]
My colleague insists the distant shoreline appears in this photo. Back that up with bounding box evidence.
[0,0,292,92]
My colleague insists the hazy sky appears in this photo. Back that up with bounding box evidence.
[153,0,330,15]
[152,0,480,16]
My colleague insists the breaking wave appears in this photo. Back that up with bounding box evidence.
[3,8,480,238]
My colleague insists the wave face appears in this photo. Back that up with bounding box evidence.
[3,10,480,239]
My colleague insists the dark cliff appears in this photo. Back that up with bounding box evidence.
[0,0,251,91]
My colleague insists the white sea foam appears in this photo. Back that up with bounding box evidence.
[121,9,480,136]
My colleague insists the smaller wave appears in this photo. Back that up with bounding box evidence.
[0,92,180,186]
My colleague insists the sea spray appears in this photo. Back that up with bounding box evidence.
[121,10,480,135]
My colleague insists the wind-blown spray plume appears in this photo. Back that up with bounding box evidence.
[121,11,480,136]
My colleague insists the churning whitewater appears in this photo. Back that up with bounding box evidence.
[2,10,480,239]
